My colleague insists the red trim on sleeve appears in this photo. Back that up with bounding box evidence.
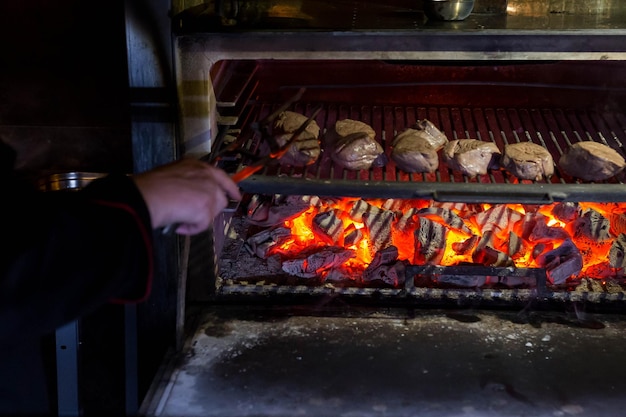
[92,200,154,304]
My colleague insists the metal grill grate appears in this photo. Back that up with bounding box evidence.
[223,102,626,203]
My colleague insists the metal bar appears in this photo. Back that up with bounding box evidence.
[56,320,81,417]
[238,176,626,203]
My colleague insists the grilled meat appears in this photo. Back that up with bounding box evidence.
[272,110,321,166]
[391,129,439,173]
[501,142,554,181]
[412,119,449,150]
[443,139,501,177]
[390,120,448,173]
[329,119,386,170]
[559,141,626,181]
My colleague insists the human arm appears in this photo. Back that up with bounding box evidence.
[0,145,241,341]
[132,157,242,235]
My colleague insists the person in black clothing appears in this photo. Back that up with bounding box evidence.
[0,140,241,415]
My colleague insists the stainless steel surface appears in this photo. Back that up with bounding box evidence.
[141,306,626,417]
[423,0,475,21]
[38,172,105,191]
[172,0,626,31]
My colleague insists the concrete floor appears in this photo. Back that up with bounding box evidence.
[142,305,626,417]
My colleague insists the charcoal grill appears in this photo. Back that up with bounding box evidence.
[177,58,626,311]
[135,2,626,416]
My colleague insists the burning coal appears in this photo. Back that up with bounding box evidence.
[244,195,626,288]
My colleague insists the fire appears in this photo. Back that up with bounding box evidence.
[264,197,626,285]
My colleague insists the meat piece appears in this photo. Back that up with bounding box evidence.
[559,141,626,181]
[333,119,376,140]
[390,120,448,173]
[272,111,321,166]
[412,119,449,150]
[443,139,501,177]
[501,142,554,180]
[329,119,386,170]
[391,129,439,173]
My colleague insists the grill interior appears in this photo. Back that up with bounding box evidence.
[212,60,626,203]
[190,59,626,311]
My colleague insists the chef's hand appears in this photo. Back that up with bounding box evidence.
[133,158,242,235]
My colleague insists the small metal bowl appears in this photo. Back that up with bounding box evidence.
[38,172,105,192]
[423,0,475,21]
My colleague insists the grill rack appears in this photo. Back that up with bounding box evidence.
[218,101,626,204]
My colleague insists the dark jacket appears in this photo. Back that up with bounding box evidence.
[0,141,153,415]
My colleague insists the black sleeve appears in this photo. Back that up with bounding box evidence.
[0,158,154,342]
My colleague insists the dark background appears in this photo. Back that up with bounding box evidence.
[0,2,166,415]
[0,0,132,178]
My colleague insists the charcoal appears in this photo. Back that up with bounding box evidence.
[281,247,355,278]
[324,267,355,283]
[432,201,481,217]
[343,224,364,247]
[536,239,583,284]
[312,210,345,245]
[363,261,406,287]
[472,231,510,264]
[362,208,395,253]
[418,207,472,234]
[568,208,612,242]
[474,205,524,234]
[396,208,419,233]
[609,233,626,269]
[382,199,428,213]
[531,242,549,260]
[414,217,447,265]
[473,245,514,267]
[452,234,479,255]
[349,199,377,222]
[508,232,524,258]
[347,199,395,251]
[610,212,626,236]
[368,245,399,269]
[552,202,580,223]
[247,194,319,227]
[525,215,570,242]
[246,227,292,258]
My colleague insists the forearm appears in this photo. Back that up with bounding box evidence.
[0,174,154,341]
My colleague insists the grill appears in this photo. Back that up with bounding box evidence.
[138,3,626,416]
[188,59,626,311]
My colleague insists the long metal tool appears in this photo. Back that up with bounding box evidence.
[208,87,307,164]
[162,104,321,235]
[230,104,322,182]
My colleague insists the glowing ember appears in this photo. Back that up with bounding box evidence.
[252,197,626,285]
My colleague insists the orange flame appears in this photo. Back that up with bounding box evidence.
[274,198,622,280]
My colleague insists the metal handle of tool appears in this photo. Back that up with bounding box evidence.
[161,105,321,235]
[230,105,322,183]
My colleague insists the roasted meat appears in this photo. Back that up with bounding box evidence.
[329,119,386,170]
[272,110,321,166]
[443,139,501,177]
[501,142,554,181]
[391,129,439,173]
[390,120,448,173]
[559,141,626,181]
